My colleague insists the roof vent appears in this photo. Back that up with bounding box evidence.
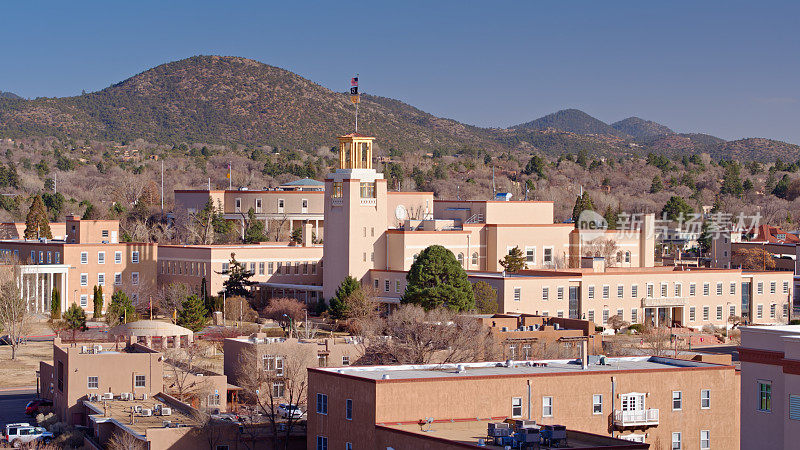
[381,374,391,380]
[456,364,466,373]
[505,359,514,367]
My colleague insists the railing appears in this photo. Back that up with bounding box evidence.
[360,198,377,206]
[613,409,659,427]
[464,213,484,224]
[331,198,343,206]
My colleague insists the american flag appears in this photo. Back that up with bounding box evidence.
[351,77,358,87]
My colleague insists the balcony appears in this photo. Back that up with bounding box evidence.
[331,198,343,207]
[360,198,377,206]
[613,409,659,427]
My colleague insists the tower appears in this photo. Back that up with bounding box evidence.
[322,134,388,300]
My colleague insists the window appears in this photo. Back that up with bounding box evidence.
[784,281,790,294]
[46,251,51,263]
[316,393,328,414]
[345,443,352,450]
[542,287,549,301]
[135,375,146,388]
[730,282,736,295]
[114,251,122,264]
[689,307,696,322]
[87,376,98,389]
[542,396,553,417]
[617,309,623,320]
[690,283,696,296]
[511,397,523,417]
[790,394,800,420]
[674,283,681,297]
[525,247,535,263]
[263,355,284,376]
[557,310,564,318]
[80,252,88,264]
[395,281,400,294]
[700,430,710,450]
[373,279,379,289]
[602,309,609,324]
[757,282,764,294]
[318,354,328,367]
[701,389,710,409]
[716,305,723,320]
[588,286,595,299]
[592,394,602,414]
[602,285,610,299]
[80,273,88,286]
[543,247,553,265]
[80,295,88,307]
[98,273,105,286]
[716,282,723,296]
[457,253,464,266]
[114,273,122,286]
[315,436,327,450]
[557,287,564,301]
[542,311,549,317]
[647,284,654,298]
[661,283,668,297]
[758,381,771,411]
[54,252,59,264]
[757,304,763,318]
[770,303,776,318]
[587,310,594,323]
[342,355,350,366]
[672,391,682,410]
[359,182,375,198]
[30,251,34,263]
[258,262,265,275]
[39,251,44,263]
[268,262,274,274]
[785,303,790,317]
[132,272,139,285]
[208,393,221,406]
[703,306,709,321]
[131,251,139,263]
[631,308,638,323]
[514,288,521,302]
[703,283,710,296]
[672,432,682,450]
[98,251,105,264]
[730,304,736,318]
[631,285,638,298]
[770,281,776,294]
[472,252,479,266]
[384,280,390,292]
[249,262,255,274]
[345,398,353,420]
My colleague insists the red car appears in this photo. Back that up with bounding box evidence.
[24,399,53,416]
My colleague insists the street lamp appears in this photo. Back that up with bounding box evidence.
[283,313,293,338]
[725,302,731,341]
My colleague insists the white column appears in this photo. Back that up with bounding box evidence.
[315,220,319,239]
[289,219,293,235]
[34,273,39,313]
[61,271,68,314]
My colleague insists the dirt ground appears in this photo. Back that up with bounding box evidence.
[0,340,52,388]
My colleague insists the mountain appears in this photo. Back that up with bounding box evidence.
[0,56,500,153]
[0,91,21,100]
[511,109,628,138]
[611,117,673,140]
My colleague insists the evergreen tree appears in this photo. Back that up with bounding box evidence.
[402,245,475,312]
[523,155,546,178]
[93,286,104,318]
[328,276,360,320]
[772,174,791,199]
[472,281,498,314]
[499,246,526,273]
[106,291,137,327]
[649,175,663,194]
[63,302,87,342]
[698,221,712,254]
[720,164,744,198]
[51,288,61,320]
[243,208,268,243]
[603,205,618,230]
[290,227,302,244]
[571,192,595,225]
[176,295,209,332]
[219,253,255,298]
[661,196,694,221]
[200,277,213,312]
[743,178,754,192]
[23,195,52,239]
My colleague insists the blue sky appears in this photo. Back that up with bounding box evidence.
[1,1,798,143]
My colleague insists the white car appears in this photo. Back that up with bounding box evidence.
[4,423,53,447]
[277,403,304,419]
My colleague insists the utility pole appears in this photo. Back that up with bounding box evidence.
[160,160,164,212]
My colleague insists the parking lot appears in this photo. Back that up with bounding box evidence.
[0,388,37,429]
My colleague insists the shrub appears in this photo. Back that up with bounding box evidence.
[627,323,644,333]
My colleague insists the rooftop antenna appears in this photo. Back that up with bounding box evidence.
[350,75,360,132]
[457,185,461,201]
[208,177,211,191]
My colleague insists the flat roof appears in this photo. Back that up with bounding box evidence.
[318,356,725,381]
[85,394,201,436]
[380,420,647,449]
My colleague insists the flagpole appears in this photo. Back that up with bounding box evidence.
[355,102,359,133]
[355,73,359,133]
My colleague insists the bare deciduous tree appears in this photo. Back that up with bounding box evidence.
[107,429,146,450]
[163,345,214,405]
[0,266,27,360]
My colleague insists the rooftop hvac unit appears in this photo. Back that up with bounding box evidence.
[93,345,102,353]
[142,394,148,401]
[501,327,508,332]
[120,393,131,401]
[554,323,560,330]
[133,405,142,413]
[488,422,511,437]
[87,394,98,402]
[162,421,170,428]
[102,392,114,400]
[161,407,172,416]
[141,409,152,417]
[81,346,88,353]
[456,364,466,373]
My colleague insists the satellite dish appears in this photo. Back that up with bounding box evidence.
[395,205,408,221]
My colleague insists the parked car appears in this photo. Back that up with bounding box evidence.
[25,398,53,415]
[277,403,304,419]
[4,423,53,447]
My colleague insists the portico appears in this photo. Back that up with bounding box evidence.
[17,264,70,314]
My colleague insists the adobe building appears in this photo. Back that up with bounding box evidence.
[0,215,157,315]
[307,354,739,449]
[478,313,602,356]
[739,325,800,450]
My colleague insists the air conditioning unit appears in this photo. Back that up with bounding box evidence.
[102,392,114,400]
[81,346,88,353]
[501,327,509,332]
[133,405,142,413]
[527,326,536,331]
[162,420,171,428]
[87,394,98,402]
[141,409,153,417]
[120,393,131,401]
[93,345,102,353]
[161,407,172,416]
[142,394,148,401]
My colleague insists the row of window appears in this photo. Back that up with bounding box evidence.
[78,290,139,308]
[88,375,145,389]
[584,280,789,300]
[263,354,350,377]
[671,431,711,450]
[80,272,138,287]
[233,197,309,213]
[80,250,138,265]
[375,278,403,294]
[162,260,319,277]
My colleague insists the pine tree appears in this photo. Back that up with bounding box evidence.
[243,208,268,243]
[402,245,475,312]
[499,246,526,273]
[93,286,104,318]
[23,195,52,239]
[63,302,87,342]
[106,291,137,327]
[329,276,360,320]
[51,288,61,320]
[219,253,255,298]
[603,205,618,230]
[571,192,595,225]
[650,175,663,194]
[176,295,209,332]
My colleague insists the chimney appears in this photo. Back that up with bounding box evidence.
[301,222,313,247]
[580,339,588,370]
